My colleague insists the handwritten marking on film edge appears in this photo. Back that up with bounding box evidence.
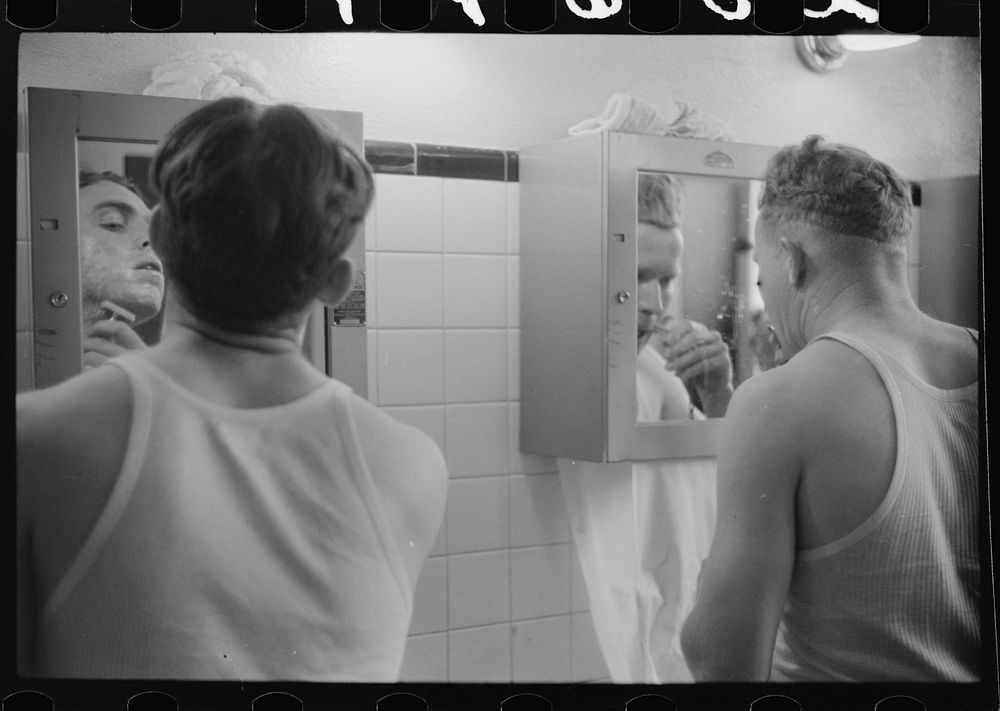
[566,0,623,20]
[336,0,354,24]
[701,0,753,20]
[802,0,879,23]
[702,0,878,22]
[333,0,879,26]
[453,0,487,25]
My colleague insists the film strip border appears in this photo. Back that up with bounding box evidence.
[2,0,981,35]
[2,683,993,711]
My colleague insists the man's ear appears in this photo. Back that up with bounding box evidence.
[779,237,807,288]
[317,257,356,307]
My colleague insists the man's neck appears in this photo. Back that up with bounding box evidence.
[170,313,305,356]
[803,272,919,344]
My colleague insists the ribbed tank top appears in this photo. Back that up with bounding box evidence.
[770,331,980,682]
[34,355,413,681]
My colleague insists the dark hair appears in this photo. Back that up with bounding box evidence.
[758,135,912,247]
[149,97,374,330]
[79,169,149,205]
[637,172,683,229]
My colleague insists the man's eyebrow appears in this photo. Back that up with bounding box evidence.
[90,200,143,217]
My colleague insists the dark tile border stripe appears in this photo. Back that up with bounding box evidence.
[364,140,416,175]
[505,150,519,182]
[364,140,518,182]
[416,143,506,181]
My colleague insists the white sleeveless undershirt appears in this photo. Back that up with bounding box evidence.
[770,331,980,682]
[35,355,413,681]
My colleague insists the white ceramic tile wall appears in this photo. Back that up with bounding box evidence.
[448,623,512,682]
[511,616,572,682]
[447,475,509,554]
[444,329,508,403]
[368,172,608,682]
[409,556,448,635]
[375,252,444,328]
[376,330,445,405]
[443,178,507,254]
[511,544,572,620]
[443,254,508,328]
[398,632,448,682]
[374,174,443,252]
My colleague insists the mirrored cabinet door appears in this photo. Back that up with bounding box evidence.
[22,87,367,394]
[520,132,778,462]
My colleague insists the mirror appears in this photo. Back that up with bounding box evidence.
[633,171,780,423]
[23,88,367,395]
[520,132,780,462]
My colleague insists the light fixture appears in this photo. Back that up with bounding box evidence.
[796,34,921,73]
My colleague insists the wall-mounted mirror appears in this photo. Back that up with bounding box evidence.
[520,132,779,462]
[22,88,367,394]
[632,170,782,425]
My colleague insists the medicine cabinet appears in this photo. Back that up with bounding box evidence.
[519,132,778,462]
[22,87,368,394]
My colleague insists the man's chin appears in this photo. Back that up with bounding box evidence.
[106,294,163,326]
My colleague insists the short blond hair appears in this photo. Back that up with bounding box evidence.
[638,172,683,230]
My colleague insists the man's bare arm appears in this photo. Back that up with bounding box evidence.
[680,370,802,680]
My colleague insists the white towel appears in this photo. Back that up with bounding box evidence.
[143,49,277,104]
[559,456,716,683]
[568,92,734,142]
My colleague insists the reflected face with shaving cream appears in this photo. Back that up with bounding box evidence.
[79,180,164,325]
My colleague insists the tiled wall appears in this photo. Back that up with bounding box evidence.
[363,142,609,682]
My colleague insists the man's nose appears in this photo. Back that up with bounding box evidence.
[134,227,152,250]
[659,282,672,312]
[637,282,664,316]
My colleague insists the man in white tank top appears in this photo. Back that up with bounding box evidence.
[680,135,981,681]
[17,98,448,680]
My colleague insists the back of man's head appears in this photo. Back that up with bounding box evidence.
[638,172,683,230]
[758,135,912,255]
[149,97,374,331]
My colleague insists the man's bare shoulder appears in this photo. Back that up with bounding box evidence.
[17,366,133,464]
[348,396,446,470]
[17,365,135,542]
[15,366,131,439]
[347,394,448,517]
[347,394,448,580]
[725,340,873,449]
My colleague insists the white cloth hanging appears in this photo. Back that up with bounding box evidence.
[143,49,277,104]
[558,346,717,683]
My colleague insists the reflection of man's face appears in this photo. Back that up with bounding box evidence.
[79,181,163,325]
[636,221,683,352]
